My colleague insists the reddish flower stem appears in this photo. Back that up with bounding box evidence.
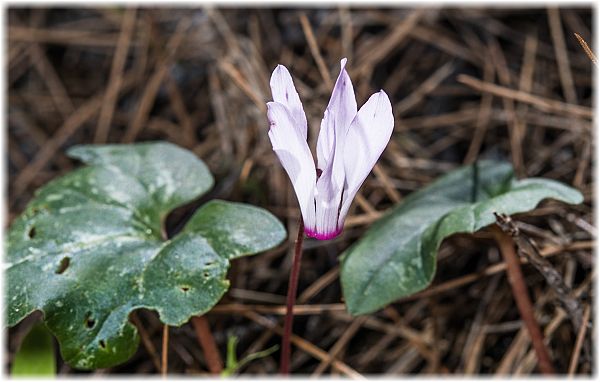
[280,219,305,375]
[492,225,555,375]
[161,324,169,377]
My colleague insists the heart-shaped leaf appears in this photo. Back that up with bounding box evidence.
[340,160,583,316]
[6,142,286,369]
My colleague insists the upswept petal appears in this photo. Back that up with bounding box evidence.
[310,130,343,240]
[338,90,394,227]
[313,59,356,237]
[316,58,357,174]
[270,64,308,139]
[267,101,317,228]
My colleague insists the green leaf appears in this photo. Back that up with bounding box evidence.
[340,160,583,316]
[6,142,286,370]
[12,324,56,377]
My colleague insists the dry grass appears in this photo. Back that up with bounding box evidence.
[6,7,593,376]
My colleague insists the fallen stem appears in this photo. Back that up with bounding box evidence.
[495,213,583,331]
[574,33,597,65]
[568,304,591,375]
[191,315,223,374]
[280,218,305,375]
[457,74,593,119]
[492,223,556,375]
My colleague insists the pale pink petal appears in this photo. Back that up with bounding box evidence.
[267,101,316,228]
[316,58,357,174]
[311,59,357,237]
[310,138,343,240]
[270,65,308,139]
[338,90,394,227]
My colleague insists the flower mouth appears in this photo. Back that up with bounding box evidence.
[304,227,343,240]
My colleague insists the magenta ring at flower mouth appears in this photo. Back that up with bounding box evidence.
[304,227,342,240]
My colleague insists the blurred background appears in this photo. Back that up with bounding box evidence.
[6,6,593,375]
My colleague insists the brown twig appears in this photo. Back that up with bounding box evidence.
[513,274,593,374]
[574,32,597,65]
[11,69,140,204]
[94,7,137,143]
[461,274,501,374]
[355,9,424,77]
[409,24,479,65]
[8,26,123,47]
[122,16,191,143]
[130,313,161,371]
[495,276,573,374]
[491,223,555,375]
[165,73,196,144]
[29,44,75,119]
[244,311,365,379]
[464,51,494,164]
[298,266,339,304]
[219,61,266,112]
[312,316,367,376]
[396,61,454,116]
[208,69,234,156]
[191,316,224,374]
[457,74,592,119]
[12,97,102,197]
[488,36,524,176]
[568,304,591,375]
[299,12,333,89]
[372,164,402,203]
[548,8,578,104]
[495,213,584,331]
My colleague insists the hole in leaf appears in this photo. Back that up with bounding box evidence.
[27,226,36,239]
[203,272,210,279]
[84,312,95,329]
[55,257,70,274]
[99,340,106,349]
[180,286,190,292]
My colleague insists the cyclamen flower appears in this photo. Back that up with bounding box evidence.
[267,58,394,240]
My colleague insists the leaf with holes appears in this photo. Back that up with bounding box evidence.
[340,160,584,316]
[6,142,286,370]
